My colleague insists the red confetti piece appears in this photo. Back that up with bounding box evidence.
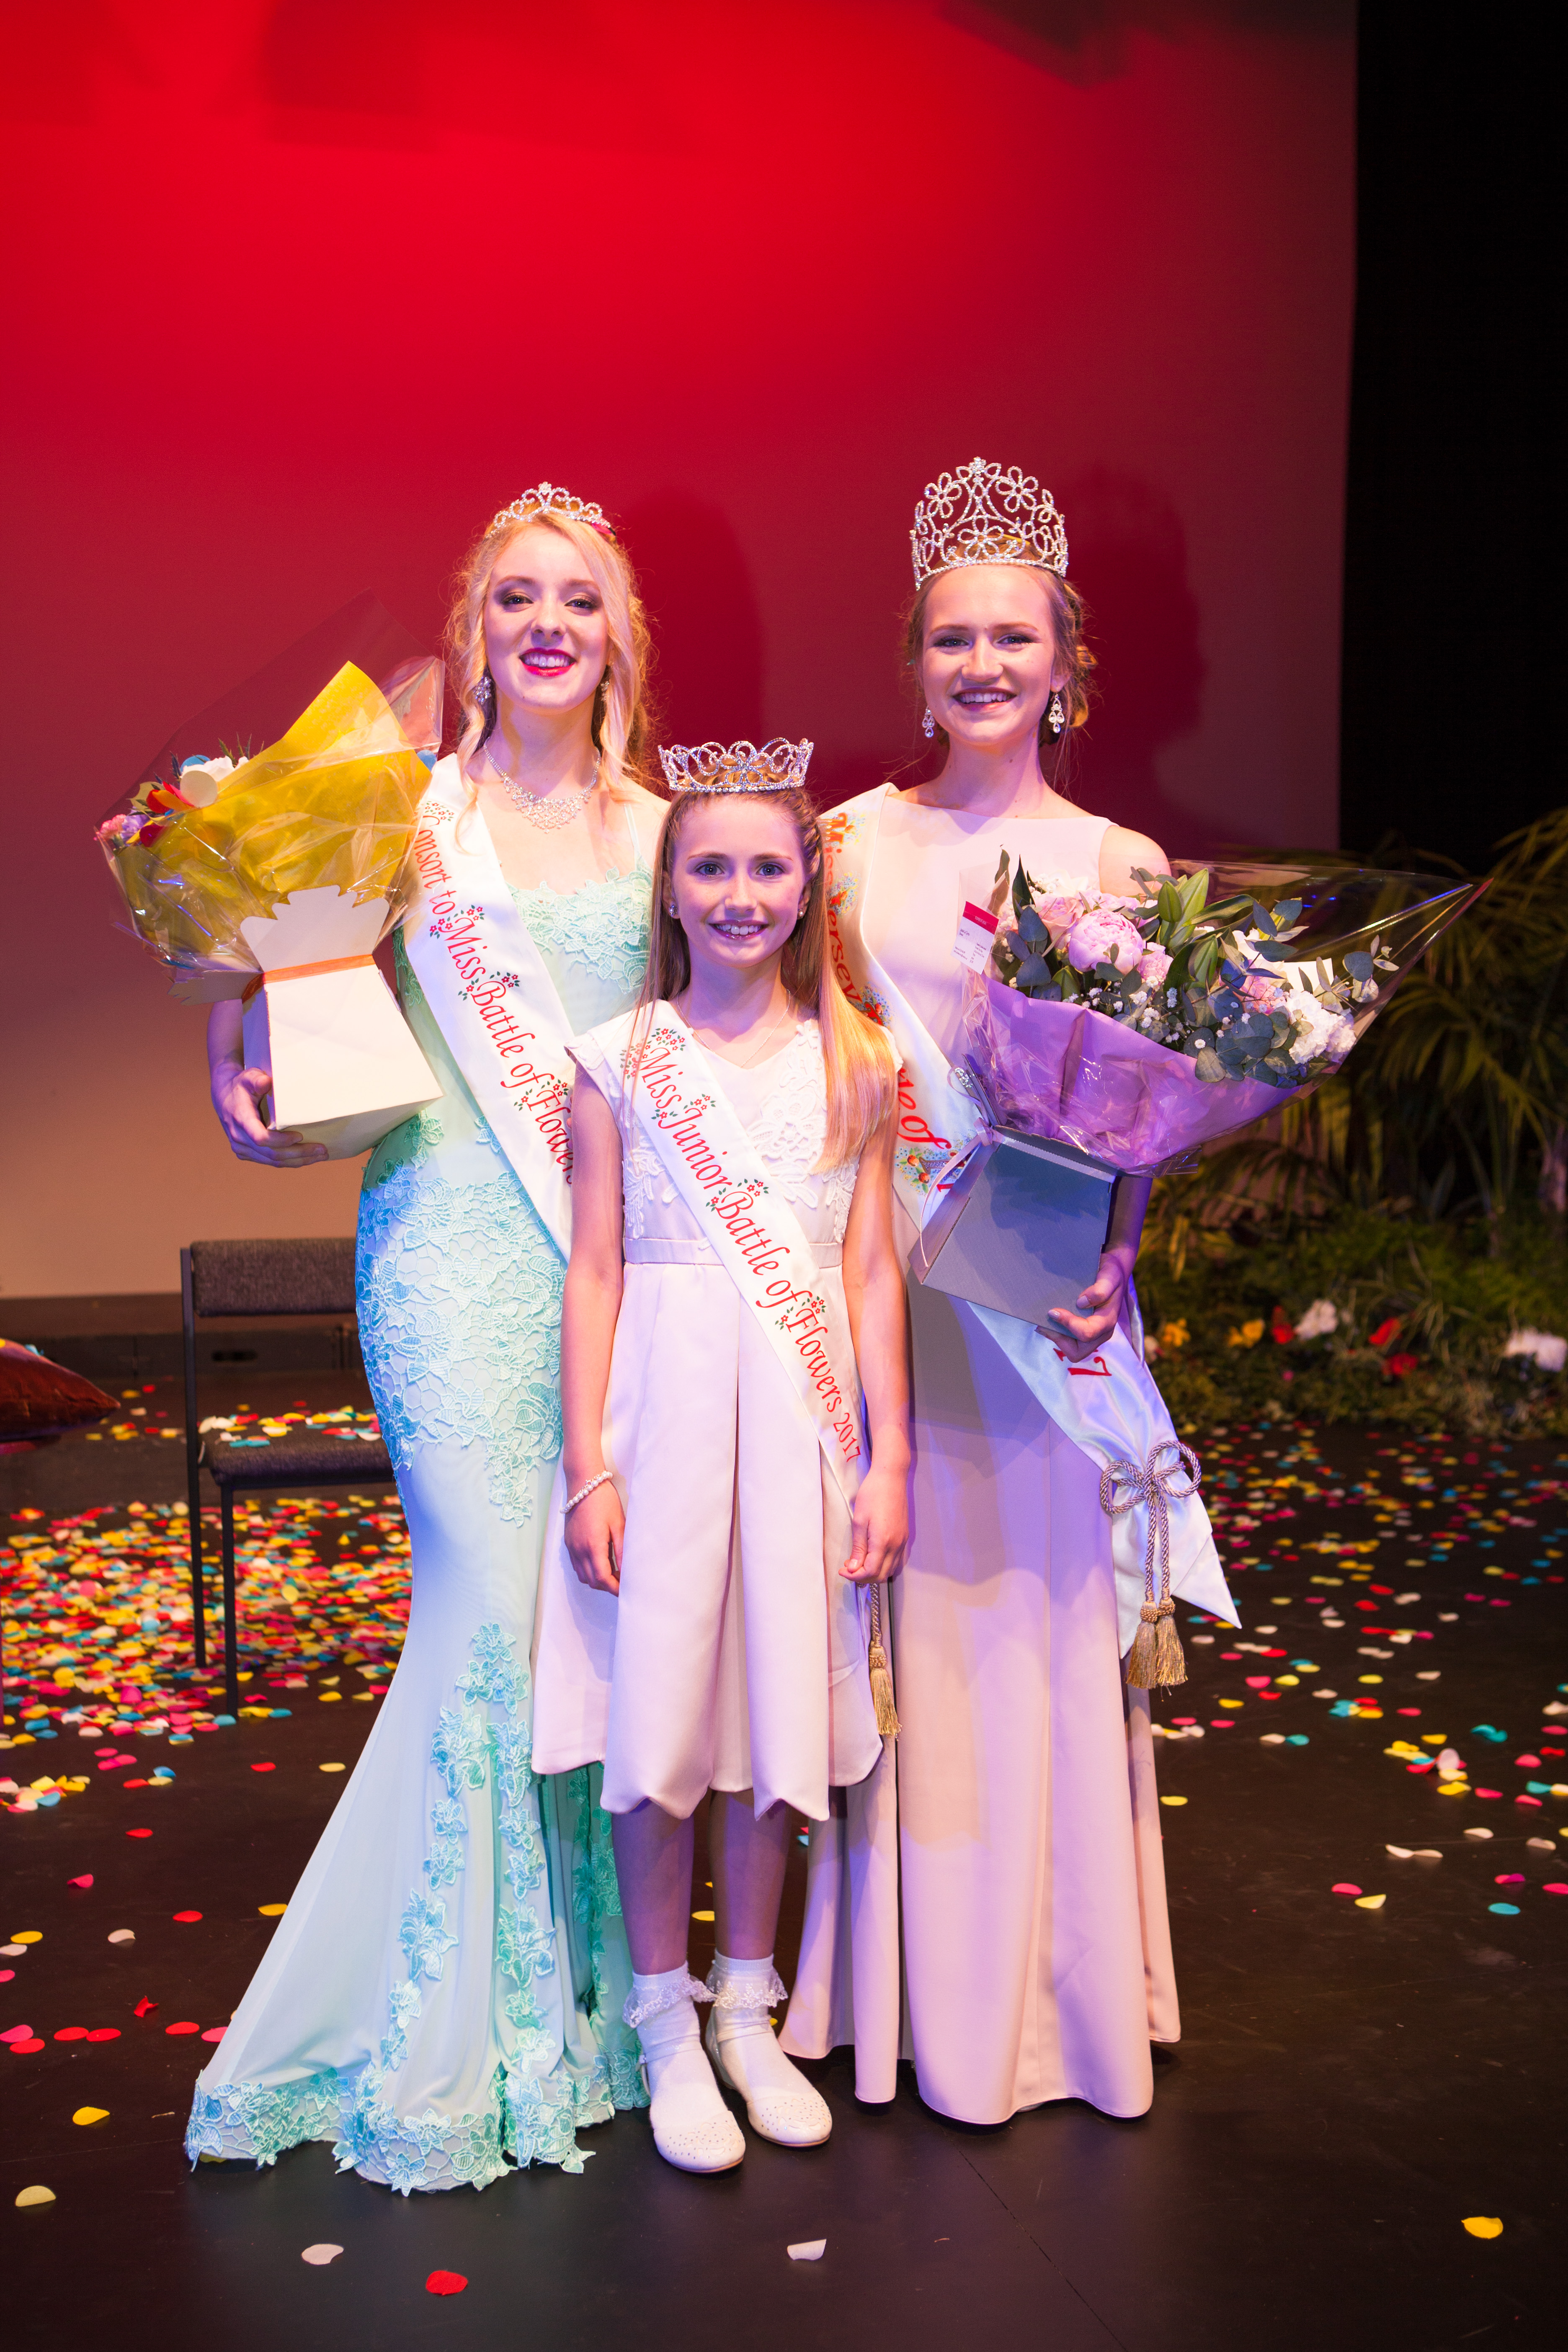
[426,2272,468,2297]
[173,1911,203,1924]
[1544,1884,1568,1896]
[251,1762,276,1774]
[85,2028,121,2041]
[1516,1795,1542,1807]
[1332,1883,1362,1897]
[133,1998,157,2017]
[1476,1790,1502,1801]
[165,2021,200,2036]
[126,1828,152,1839]
[1495,1874,1525,1885]
[8,2038,44,2055]
[54,2027,88,2041]
[68,1875,94,1889]
[201,2026,226,2042]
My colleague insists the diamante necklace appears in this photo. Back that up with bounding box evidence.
[487,747,600,830]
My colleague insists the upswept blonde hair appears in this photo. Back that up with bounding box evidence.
[638,786,898,1169]
[903,565,1096,752]
[444,505,655,798]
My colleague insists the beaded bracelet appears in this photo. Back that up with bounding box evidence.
[565,1470,615,1516]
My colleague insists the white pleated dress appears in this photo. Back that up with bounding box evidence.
[532,1015,884,1827]
[784,796,1179,2125]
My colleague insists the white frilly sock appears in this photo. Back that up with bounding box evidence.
[705,1952,833,2148]
[625,1965,744,2174]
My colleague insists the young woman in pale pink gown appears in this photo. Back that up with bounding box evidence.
[783,460,1180,2125]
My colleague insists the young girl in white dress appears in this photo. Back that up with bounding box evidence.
[531,738,910,2173]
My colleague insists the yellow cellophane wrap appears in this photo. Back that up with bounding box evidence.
[102,662,436,998]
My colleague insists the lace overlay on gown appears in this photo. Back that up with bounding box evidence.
[357,861,652,1525]
[622,1019,857,1245]
[187,822,654,2189]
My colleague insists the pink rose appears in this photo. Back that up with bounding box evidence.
[1138,943,1172,987]
[1031,891,1082,951]
[1065,909,1145,975]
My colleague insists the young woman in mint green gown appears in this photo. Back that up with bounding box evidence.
[186,487,668,2190]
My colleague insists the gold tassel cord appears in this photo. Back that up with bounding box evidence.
[1100,1442,1202,1694]
[1123,1603,1161,1690]
[867,1581,900,1736]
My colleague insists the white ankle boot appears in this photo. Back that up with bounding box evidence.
[626,1968,745,2174]
[705,1953,832,2148]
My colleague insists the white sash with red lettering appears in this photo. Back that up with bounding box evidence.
[401,759,576,1258]
[822,783,1238,1649]
[612,1004,866,1510]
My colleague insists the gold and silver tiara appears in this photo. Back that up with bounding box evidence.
[659,738,813,794]
[492,482,614,538]
[911,457,1068,585]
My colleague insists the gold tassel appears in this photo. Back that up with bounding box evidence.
[868,1586,900,1736]
[1152,1598,1187,1689]
[1124,1602,1161,1689]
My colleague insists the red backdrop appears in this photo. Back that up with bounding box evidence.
[0,0,1353,1296]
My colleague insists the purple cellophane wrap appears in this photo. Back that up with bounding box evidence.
[962,977,1290,1175]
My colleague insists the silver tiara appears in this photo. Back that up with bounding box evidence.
[911,457,1068,585]
[491,482,613,537]
[659,738,813,794]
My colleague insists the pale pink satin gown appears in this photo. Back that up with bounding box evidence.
[849,797,1178,2124]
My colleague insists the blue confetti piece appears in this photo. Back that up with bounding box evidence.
[1488,1902,1521,1916]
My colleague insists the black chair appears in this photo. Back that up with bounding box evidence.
[182,1238,393,1714]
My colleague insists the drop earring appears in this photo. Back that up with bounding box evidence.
[1047,693,1065,737]
[475,669,496,717]
[922,706,936,740]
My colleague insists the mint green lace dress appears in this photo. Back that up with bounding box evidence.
[186,857,653,2192]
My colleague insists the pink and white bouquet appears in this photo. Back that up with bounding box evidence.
[957,858,1488,1175]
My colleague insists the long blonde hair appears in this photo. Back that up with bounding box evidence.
[444,505,655,798]
[639,786,897,1169]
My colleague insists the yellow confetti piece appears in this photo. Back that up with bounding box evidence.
[1160,1795,1189,1806]
[319,1693,342,1704]
[1218,1699,1244,1710]
[319,1762,346,1773]
[11,1931,41,1945]
[1462,2217,1503,2239]
[14,2185,55,2208]
[72,2107,109,2127]
[691,1908,715,1921]
[1354,1894,1386,1909]
[1357,1674,1384,1685]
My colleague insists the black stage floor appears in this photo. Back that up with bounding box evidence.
[3,1385,1564,2351]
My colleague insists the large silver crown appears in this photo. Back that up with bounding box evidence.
[911,457,1068,585]
[492,482,613,537]
[659,738,814,795]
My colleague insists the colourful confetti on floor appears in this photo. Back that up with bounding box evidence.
[2,1479,408,1807]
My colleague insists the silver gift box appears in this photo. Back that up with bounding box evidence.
[909,1124,1119,1327]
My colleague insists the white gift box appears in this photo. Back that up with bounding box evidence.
[238,886,441,1159]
